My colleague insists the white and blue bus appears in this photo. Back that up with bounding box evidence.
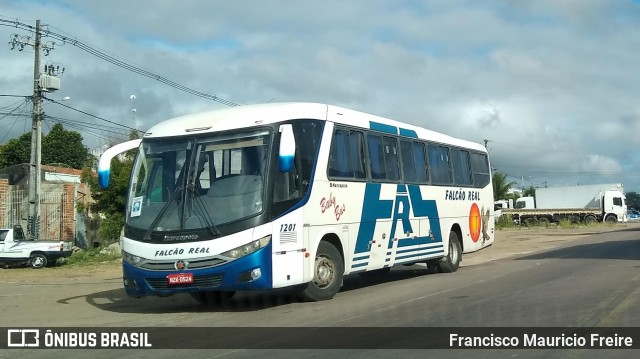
[98,102,495,304]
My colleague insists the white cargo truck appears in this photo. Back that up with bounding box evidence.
[502,183,627,225]
[0,225,73,268]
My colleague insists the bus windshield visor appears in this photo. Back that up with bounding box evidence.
[126,130,271,233]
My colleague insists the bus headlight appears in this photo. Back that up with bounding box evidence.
[221,235,271,259]
[122,250,146,266]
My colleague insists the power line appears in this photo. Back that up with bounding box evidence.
[1,17,241,107]
[44,117,125,143]
[0,98,29,142]
[45,115,131,134]
[43,96,142,133]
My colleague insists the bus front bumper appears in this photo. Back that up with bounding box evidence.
[122,245,272,298]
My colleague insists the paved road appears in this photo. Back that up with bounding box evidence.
[1,224,638,358]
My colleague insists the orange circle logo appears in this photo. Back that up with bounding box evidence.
[469,203,481,242]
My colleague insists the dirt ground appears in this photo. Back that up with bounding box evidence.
[1,223,636,281]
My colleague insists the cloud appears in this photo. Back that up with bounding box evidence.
[1,0,640,191]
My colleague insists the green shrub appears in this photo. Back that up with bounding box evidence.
[558,218,573,228]
[495,214,516,229]
[61,248,121,267]
[98,213,124,244]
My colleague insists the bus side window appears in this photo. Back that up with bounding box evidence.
[400,141,428,183]
[383,136,400,181]
[428,144,452,185]
[367,134,385,180]
[328,129,365,179]
[470,152,490,188]
[451,148,472,186]
[273,120,323,217]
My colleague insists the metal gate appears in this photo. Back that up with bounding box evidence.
[3,189,68,240]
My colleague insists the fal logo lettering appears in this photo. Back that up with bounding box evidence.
[320,192,346,221]
[355,184,443,254]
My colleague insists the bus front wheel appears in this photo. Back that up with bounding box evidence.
[438,231,461,273]
[298,241,344,301]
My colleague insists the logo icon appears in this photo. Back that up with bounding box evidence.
[7,329,40,347]
[174,260,188,270]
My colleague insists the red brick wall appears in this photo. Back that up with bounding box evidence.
[62,184,75,241]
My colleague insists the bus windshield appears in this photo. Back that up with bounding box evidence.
[126,129,271,234]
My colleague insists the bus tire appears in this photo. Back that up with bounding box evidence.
[29,253,47,269]
[584,215,597,224]
[426,259,440,274]
[605,215,617,224]
[190,291,235,308]
[438,231,461,273]
[538,217,551,226]
[298,241,344,301]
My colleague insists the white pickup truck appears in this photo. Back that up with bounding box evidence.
[0,225,73,268]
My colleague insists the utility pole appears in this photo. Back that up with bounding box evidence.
[28,19,43,240]
[9,20,59,239]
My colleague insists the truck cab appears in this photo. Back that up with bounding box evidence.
[0,225,73,268]
[515,197,535,209]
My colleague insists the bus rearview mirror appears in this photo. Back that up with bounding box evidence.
[98,139,142,188]
[278,124,295,173]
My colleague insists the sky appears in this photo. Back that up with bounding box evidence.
[1,0,640,192]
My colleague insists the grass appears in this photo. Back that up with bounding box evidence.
[495,215,617,230]
[57,247,122,267]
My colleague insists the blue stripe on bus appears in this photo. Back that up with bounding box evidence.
[396,245,443,255]
[353,255,370,261]
[369,121,398,135]
[351,262,369,269]
[355,183,394,254]
[396,184,407,193]
[399,128,418,138]
[395,249,444,261]
[396,237,446,248]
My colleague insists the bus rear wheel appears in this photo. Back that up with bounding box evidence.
[298,241,343,301]
[438,231,461,273]
[426,259,440,274]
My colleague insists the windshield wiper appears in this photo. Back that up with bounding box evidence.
[187,183,222,237]
[143,186,182,241]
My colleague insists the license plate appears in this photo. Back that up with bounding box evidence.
[167,273,193,285]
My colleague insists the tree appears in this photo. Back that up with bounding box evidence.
[42,123,89,169]
[523,186,536,197]
[492,171,517,201]
[0,123,89,169]
[0,132,31,168]
[82,155,134,242]
[626,191,640,210]
[81,131,139,242]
